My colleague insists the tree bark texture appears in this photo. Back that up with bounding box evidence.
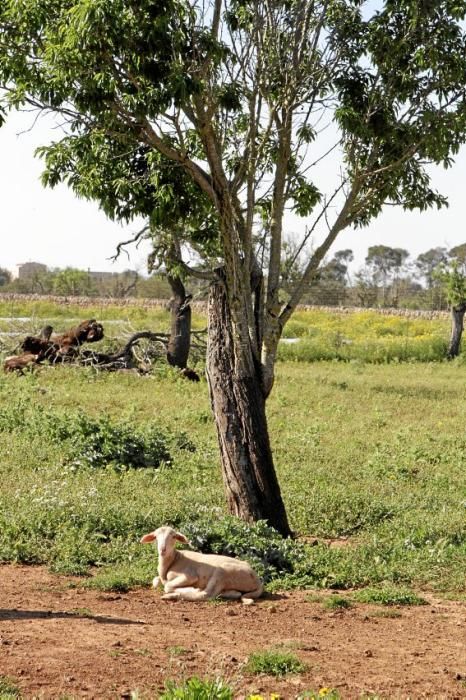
[166,276,192,370]
[206,278,291,537]
[448,304,466,358]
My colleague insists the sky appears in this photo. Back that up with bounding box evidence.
[1,108,466,276]
[1,111,152,275]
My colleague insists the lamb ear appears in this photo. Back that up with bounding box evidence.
[140,532,157,544]
[174,532,189,544]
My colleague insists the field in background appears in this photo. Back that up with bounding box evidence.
[0,299,465,598]
[279,309,451,362]
[0,297,454,363]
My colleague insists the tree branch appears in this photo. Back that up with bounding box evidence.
[279,183,360,327]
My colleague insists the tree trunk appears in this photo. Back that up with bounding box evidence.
[206,278,291,537]
[447,304,466,358]
[166,275,192,369]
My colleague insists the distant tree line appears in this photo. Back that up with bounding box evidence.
[1,243,466,309]
[0,266,173,298]
[289,242,466,310]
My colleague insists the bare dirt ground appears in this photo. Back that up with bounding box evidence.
[0,565,465,699]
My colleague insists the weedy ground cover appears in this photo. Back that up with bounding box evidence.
[0,304,465,595]
[279,310,451,363]
[0,359,465,594]
[0,675,21,698]
[159,676,234,700]
[245,650,308,676]
[0,300,206,353]
[0,303,453,362]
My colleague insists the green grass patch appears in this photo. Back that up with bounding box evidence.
[352,585,428,606]
[0,676,21,699]
[167,645,189,657]
[278,309,451,363]
[323,595,353,610]
[0,303,453,365]
[0,305,465,596]
[83,558,156,592]
[0,400,178,471]
[159,677,233,700]
[245,649,307,676]
[0,298,206,331]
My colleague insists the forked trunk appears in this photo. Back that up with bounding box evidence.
[166,275,192,369]
[206,278,291,537]
[447,304,466,358]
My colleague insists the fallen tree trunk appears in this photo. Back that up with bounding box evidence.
[4,321,203,379]
[4,319,104,372]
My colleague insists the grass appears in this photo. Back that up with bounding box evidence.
[245,649,307,676]
[155,678,341,700]
[0,298,207,330]
[0,677,21,699]
[0,302,454,364]
[167,646,189,657]
[0,304,465,597]
[352,585,428,606]
[323,595,353,610]
[0,360,465,593]
[307,586,426,609]
[159,677,233,700]
[278,309,451,363]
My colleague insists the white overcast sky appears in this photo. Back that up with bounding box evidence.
[1,108,466,275]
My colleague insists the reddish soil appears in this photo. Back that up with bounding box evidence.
[0,564,465,699]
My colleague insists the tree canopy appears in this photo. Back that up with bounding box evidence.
[2,3,466,387]
[3,0,466,532]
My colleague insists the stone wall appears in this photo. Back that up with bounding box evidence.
[0,293,451,319]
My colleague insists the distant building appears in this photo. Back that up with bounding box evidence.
[13,262,48,280]
[87,270,120,282]
[11,263,136,285]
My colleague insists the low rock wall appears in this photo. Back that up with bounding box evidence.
[0,293,451,319]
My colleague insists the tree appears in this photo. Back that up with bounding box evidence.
[435,261,466,357]
[440,245,466,356]
[415,247,448,289]
[52,267,93,296]
[448,243,466,273]
[414,246,448,309]
[0,267,11,287]
[354,266,379,308]
[303,249,354,305]
[365,245,410,306]
[2,1,466,535]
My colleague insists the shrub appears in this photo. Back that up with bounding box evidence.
[181,517,306,583]
[0,400,174,470]
[66,414,172,470]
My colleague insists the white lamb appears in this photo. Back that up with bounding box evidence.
[140,525,264,604]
